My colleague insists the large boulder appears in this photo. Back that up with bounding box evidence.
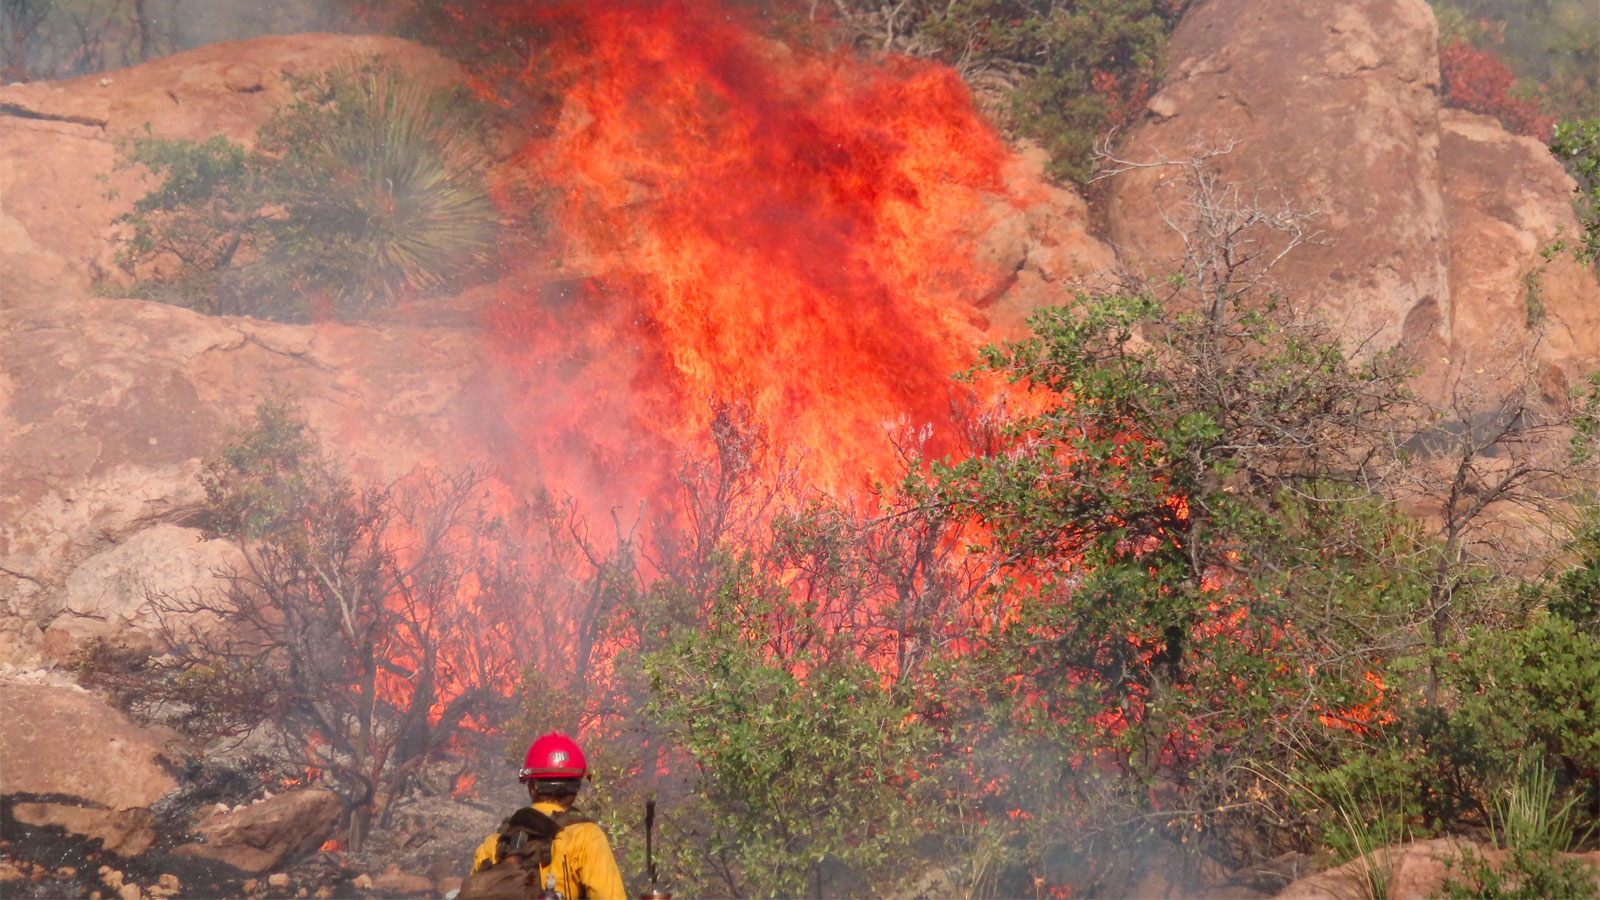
[0,296,486,666]
[0,673,178,855]
[1108,0,1449,353]
[1275,837,1600,899]
[171,789,342,873]
[1437,109,1600,391]
[39,524,243,660]
[1105,0,1600,392]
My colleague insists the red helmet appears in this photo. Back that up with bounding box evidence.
[520,732,587,782]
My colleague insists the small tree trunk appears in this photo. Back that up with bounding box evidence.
[132,0,152,61]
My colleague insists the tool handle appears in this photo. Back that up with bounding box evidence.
[645,798,658,886]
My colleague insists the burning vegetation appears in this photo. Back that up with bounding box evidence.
[7,0,1600,898]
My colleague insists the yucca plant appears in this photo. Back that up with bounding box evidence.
[1487,757,1591,854]
[1326,778,1405,900]
[258,60,499,317]
[111,58,498,322]
[1271,764,1407,900]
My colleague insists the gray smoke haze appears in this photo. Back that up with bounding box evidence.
[2,0,352,82]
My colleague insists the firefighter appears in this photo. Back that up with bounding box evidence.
[466,732,626,900]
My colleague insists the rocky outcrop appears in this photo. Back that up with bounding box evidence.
[977,142,1118,338]
[1438,109,1600,390]
[0,296,487,665]
[1275,837,1600,899]
[1106,0,1599,393]
[40,524,242,658]
[0,674,178,855]
[172,789,342,873]
[1109,0,1449,352]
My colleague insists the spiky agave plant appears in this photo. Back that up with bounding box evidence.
[258,59,499,317]
[1487,757,1591,854]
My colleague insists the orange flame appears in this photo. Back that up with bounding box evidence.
[482,0,1016,518]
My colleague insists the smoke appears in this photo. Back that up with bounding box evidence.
[2,0,350,81]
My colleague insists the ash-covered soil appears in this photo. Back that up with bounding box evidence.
[2,787,505,900]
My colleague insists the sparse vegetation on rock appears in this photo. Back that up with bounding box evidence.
[1551,118,1600,266]
[833,0,1189,182]
[108,60,497,322]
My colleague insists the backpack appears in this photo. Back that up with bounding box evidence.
[459,807,593,900]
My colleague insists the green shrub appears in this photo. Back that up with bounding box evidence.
[1550,118,1600,267]
[638,559,938,899]
[1442,846,1599,900]
[919,0,1183,181]
[1445,614,1600,788]
[111,59,497,321]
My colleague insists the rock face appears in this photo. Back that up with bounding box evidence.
[0,675,178,855]
[42,524,243,658]
[1275,837,1600,899]
[172,789,342,873]
[1438,109,1600,387]
[0,296,487,665]
[1109,0,1449,351]
[0,34,485,666]
[1106,0,1599,392]
[978,142,1119,338]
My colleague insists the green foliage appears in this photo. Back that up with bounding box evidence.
[913,275,1430,884]
[1572,372,1600,468]
[1307,775,1404,900]
[919,0,1183,181]
[1554,502,1600,625]
[1550,118,1600,266]
[199,399,339,539]
[1441,846,1600,899]
[1446,613,1600,791]
[637,554,937,899]
[1487,758,1589,854]
[111,60,497,321]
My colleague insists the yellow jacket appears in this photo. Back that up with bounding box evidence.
[469,801,626,900]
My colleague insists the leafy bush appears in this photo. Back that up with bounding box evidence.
[1550,118,1600,266]
[1446,615,1600,800]
[1439,512,1600,824]
[111,60,497,322]
[641,563,937,899]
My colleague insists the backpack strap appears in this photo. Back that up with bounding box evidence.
[497,807,565,868]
